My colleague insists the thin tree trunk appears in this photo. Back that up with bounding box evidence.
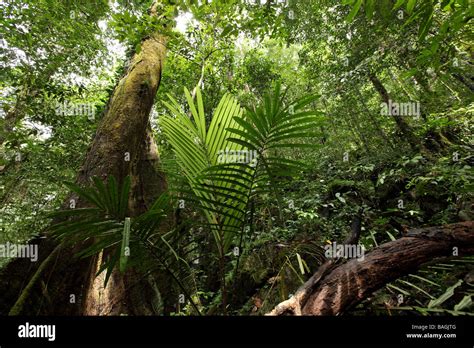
[353,87,392,146]
[368,73,418,149]
[344,101,371,153]
[336,97,369,153]
[390,67,428,122]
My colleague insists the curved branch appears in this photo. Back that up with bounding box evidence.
[268,221,474,316]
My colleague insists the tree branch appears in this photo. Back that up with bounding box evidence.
[268,221,474,316]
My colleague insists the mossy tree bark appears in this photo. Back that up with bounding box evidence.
[1,2,169,316]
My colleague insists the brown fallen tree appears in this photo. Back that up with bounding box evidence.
[267,221,474,316]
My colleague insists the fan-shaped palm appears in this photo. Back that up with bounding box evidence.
[160,83,326,310]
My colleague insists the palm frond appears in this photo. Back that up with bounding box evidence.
[161,84,325,254]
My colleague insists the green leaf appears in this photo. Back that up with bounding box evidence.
[118,176,131,218]
[387,284,411,296]
[107,175,118,216]
[418,4,434,41]
[335,192,346,203]
[428,280,463,308]
[366,0,375,20]
[346,0,362,22]
[406,0,416,14]
[393,0,406,10]
[453,295,472,311]
[397,279,435,299]
[386,231,396,241]
[92,176,111,212]
[63,181,104,210]
[296,253,306,275]
[408,274,440,288]
[221,24,233,37]
[120,217,131,273]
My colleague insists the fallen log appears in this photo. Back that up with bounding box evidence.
[267,221,474,316]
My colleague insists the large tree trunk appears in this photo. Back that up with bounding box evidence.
[268,221,474,316]
[0,2,169,316]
